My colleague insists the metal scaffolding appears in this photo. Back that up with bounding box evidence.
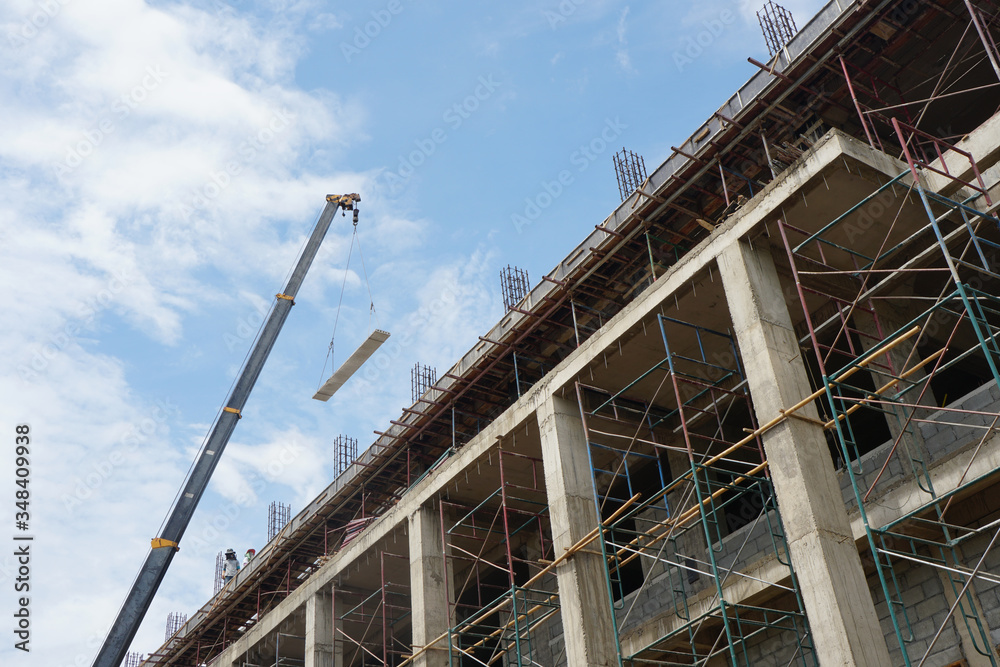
[138,3,1000,665]
[336,551,410,666]
[577,312,816,665]
[122,652,143,667]
[439,447,558,666]
[778,138,1000,663]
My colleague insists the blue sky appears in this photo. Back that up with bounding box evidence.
[0,0,825,662]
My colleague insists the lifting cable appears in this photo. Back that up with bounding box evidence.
[317,218,380,388]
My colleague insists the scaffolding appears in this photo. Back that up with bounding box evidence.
[439,447,559,666]
[269,502,292,542]
[334,434,358,478]
[336,551,411,666]
[136,3,1000,665]
[500,265,530,311]
[122,652,143,667]
[165,612,187,641]
[778,131,1000,663]
[577,313,816,665]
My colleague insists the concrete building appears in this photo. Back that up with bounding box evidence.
[144,0,1000,664]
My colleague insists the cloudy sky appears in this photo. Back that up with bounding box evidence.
[0,0,825,663]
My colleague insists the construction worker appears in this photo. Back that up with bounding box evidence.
[243,548,256,568]
[223,548,240,584]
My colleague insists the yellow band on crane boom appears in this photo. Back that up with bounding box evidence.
[151,538,179,551]
[223,407,241,418]
[276,293,295,304]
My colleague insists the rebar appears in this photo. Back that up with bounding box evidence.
[165,612,187,641]
[213,551,224,595]
[613,148,647,201]
[411,363,437,403]
[757,1,797,57]
[268,501,291,542]
[500,265,530,311]
[333,434,358,478]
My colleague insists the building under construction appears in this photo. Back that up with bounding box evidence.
[139,0,1000,664]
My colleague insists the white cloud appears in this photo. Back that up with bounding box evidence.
[0,0,375,662]
[616,6,636,75]
[309,12,342,32]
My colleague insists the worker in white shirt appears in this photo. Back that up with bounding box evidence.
[243,548,256,568]
[223,548,240,584]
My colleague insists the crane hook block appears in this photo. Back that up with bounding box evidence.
[151,538,179,551]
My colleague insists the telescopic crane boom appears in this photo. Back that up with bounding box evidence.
[92,193,361,667]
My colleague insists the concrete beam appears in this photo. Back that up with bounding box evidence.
[537,395,620,667]
[718,237,892,666]
[408,505,452,667]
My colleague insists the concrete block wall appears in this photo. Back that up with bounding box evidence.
[614,508,788,637]
[921,381,1000,466]
[947,523,1000,652]
[739,621,812,666]
[868,559,967,667]
[839,380,1000,508]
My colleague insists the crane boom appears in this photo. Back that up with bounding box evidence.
[92,193,361,667]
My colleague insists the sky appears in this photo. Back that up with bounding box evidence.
[0,0,826,663]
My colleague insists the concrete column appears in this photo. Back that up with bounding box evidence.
[409,505,452,667]
[717,238,892,666]
[537,396,620,667]
[305,586,337,667]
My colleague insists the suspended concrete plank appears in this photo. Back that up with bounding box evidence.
[313,329,391,402]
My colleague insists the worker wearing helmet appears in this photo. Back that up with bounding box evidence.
[243,548,256,568]
[223,549,240,585]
